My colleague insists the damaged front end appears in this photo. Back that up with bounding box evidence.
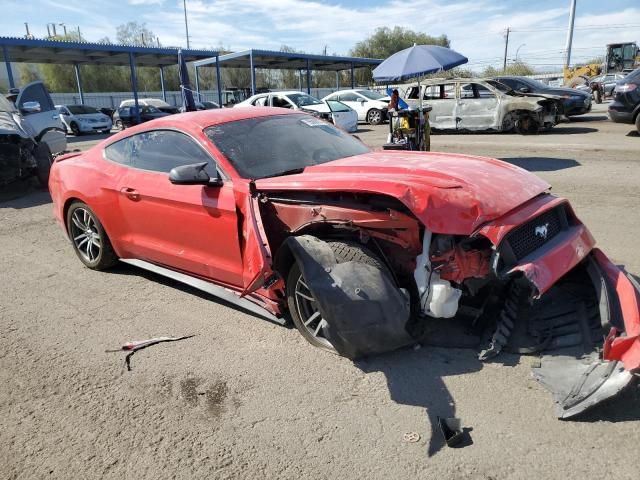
[263,190,639,418]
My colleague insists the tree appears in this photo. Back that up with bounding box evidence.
[350,27,450,85]
[482,61,535,77]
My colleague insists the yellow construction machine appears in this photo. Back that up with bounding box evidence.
[563,41,639,86]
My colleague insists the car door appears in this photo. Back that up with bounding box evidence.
[337,92,365,120]
[456,82,500,130]
[16,81,67,154]
[104,129,244,287]
[422,83,457,129]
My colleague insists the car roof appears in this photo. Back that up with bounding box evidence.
[103,107,299,144]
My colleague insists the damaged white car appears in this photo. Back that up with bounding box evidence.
[404,79,561,134]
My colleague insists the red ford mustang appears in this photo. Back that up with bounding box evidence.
[49,107,640,418]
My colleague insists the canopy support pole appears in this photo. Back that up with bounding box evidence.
[215,54,222,106]
[194,65,201,101]
[3,45,15,88]
[249,50,255,96]
[159,66,166,102]
[73,63,84,105]
[350,63,354,89]
[128,52,140,124]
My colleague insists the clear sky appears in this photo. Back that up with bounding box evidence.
[3,0,640,71]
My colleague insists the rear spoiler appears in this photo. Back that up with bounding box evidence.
[55,151,83,162]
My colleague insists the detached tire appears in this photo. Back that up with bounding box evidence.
[286,240,388,352]
[34,143,53,188]
[66,202,118,270]
[115,120,124,131]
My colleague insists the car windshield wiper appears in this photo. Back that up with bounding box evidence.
[259,167,306,179]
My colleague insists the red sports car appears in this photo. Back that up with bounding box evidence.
[49,107,640,418]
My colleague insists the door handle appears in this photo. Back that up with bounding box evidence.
[120,187,140,201]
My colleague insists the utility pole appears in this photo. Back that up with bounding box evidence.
[77,26,81,40]
[24,23,30,38]
[183,0,190,49]
[502,27,510,73]
[564,0,577,69]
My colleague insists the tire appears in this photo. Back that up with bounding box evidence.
[66,202,118,270]
[286,240,388,352]
[115,120,124,131]
[34,143,53,188]
[635,114,640,134]
[366,108,383,125]
[70,122,81,136]
[515,113,539,135]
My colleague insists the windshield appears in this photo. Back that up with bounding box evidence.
[287,93,323,107]
[0,95,17,113]
[521,78,550,90]
[205,113,370,179]
[486,80,511,93]
[68,105,99,115]
[357,90,386,100]
[142,106,161,113]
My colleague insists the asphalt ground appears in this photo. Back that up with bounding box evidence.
[1,102,639,479]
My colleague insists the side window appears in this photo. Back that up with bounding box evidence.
[18,83,54,112]
[498,78,517,89]
[338,93,359,102]
[272,96,293,108]
[252,96,267,106]
[423,84,455,100]
[105,130,218,176]
[460,83,495,99]
[407,87,419,99]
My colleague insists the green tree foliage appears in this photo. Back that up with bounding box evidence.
[350,27,450,85]
[482,61,535,77]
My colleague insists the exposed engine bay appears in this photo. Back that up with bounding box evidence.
[256,190,639,419]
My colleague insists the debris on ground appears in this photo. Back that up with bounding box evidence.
[403,432,421,443]
[106,335,196,371]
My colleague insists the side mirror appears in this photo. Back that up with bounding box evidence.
[359,99,366,104]
[21,101,41,113]
[169,162,222,186]
[519,87,530,93]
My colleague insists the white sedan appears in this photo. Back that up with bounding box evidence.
[235,91,358,132]
[56,104,112,135]
[322,89,389,125]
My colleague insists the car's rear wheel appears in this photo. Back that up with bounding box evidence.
[367,108,383,125]
[70,122,81,136]
[286,240,388,352]
[66,202,118,270]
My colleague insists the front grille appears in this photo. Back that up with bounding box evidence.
[502,206,567,261]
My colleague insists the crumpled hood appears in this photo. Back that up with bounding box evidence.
[255,151,550,234]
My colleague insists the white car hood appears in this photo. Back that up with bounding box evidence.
[299,103,331,113]
[74,113,110,121]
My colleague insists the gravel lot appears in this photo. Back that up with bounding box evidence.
[2,103,639,479]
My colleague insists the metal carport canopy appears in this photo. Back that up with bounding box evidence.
[193,49,383,95]
[0,36,219,114]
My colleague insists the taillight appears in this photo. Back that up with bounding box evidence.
[616,83,637,93]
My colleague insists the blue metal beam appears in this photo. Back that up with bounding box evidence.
[128,52,140,124]
[215,54,222,107]
[249,50,255,96]
[2,44,14,88]
[73,63,84,104]
[306,59,311,94]
[159,66,166,102]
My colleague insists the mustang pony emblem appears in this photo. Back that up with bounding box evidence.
[535,223,550,240]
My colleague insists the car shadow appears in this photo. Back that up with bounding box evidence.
[545,126,599,135]
[0,183,51,207]
[567,114,609,122]
[499,156,580,172]
[625,130,639,137]
[355,346,481,456]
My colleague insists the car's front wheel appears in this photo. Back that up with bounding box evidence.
[366,108,383,125]
[635,114,640,133]
[70,122,81,136]
[34,143,53,187]
[286,240,388,353]
[66,202,118,270]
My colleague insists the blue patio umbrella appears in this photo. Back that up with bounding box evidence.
[373,44,468,107]
[178,49,197,112]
